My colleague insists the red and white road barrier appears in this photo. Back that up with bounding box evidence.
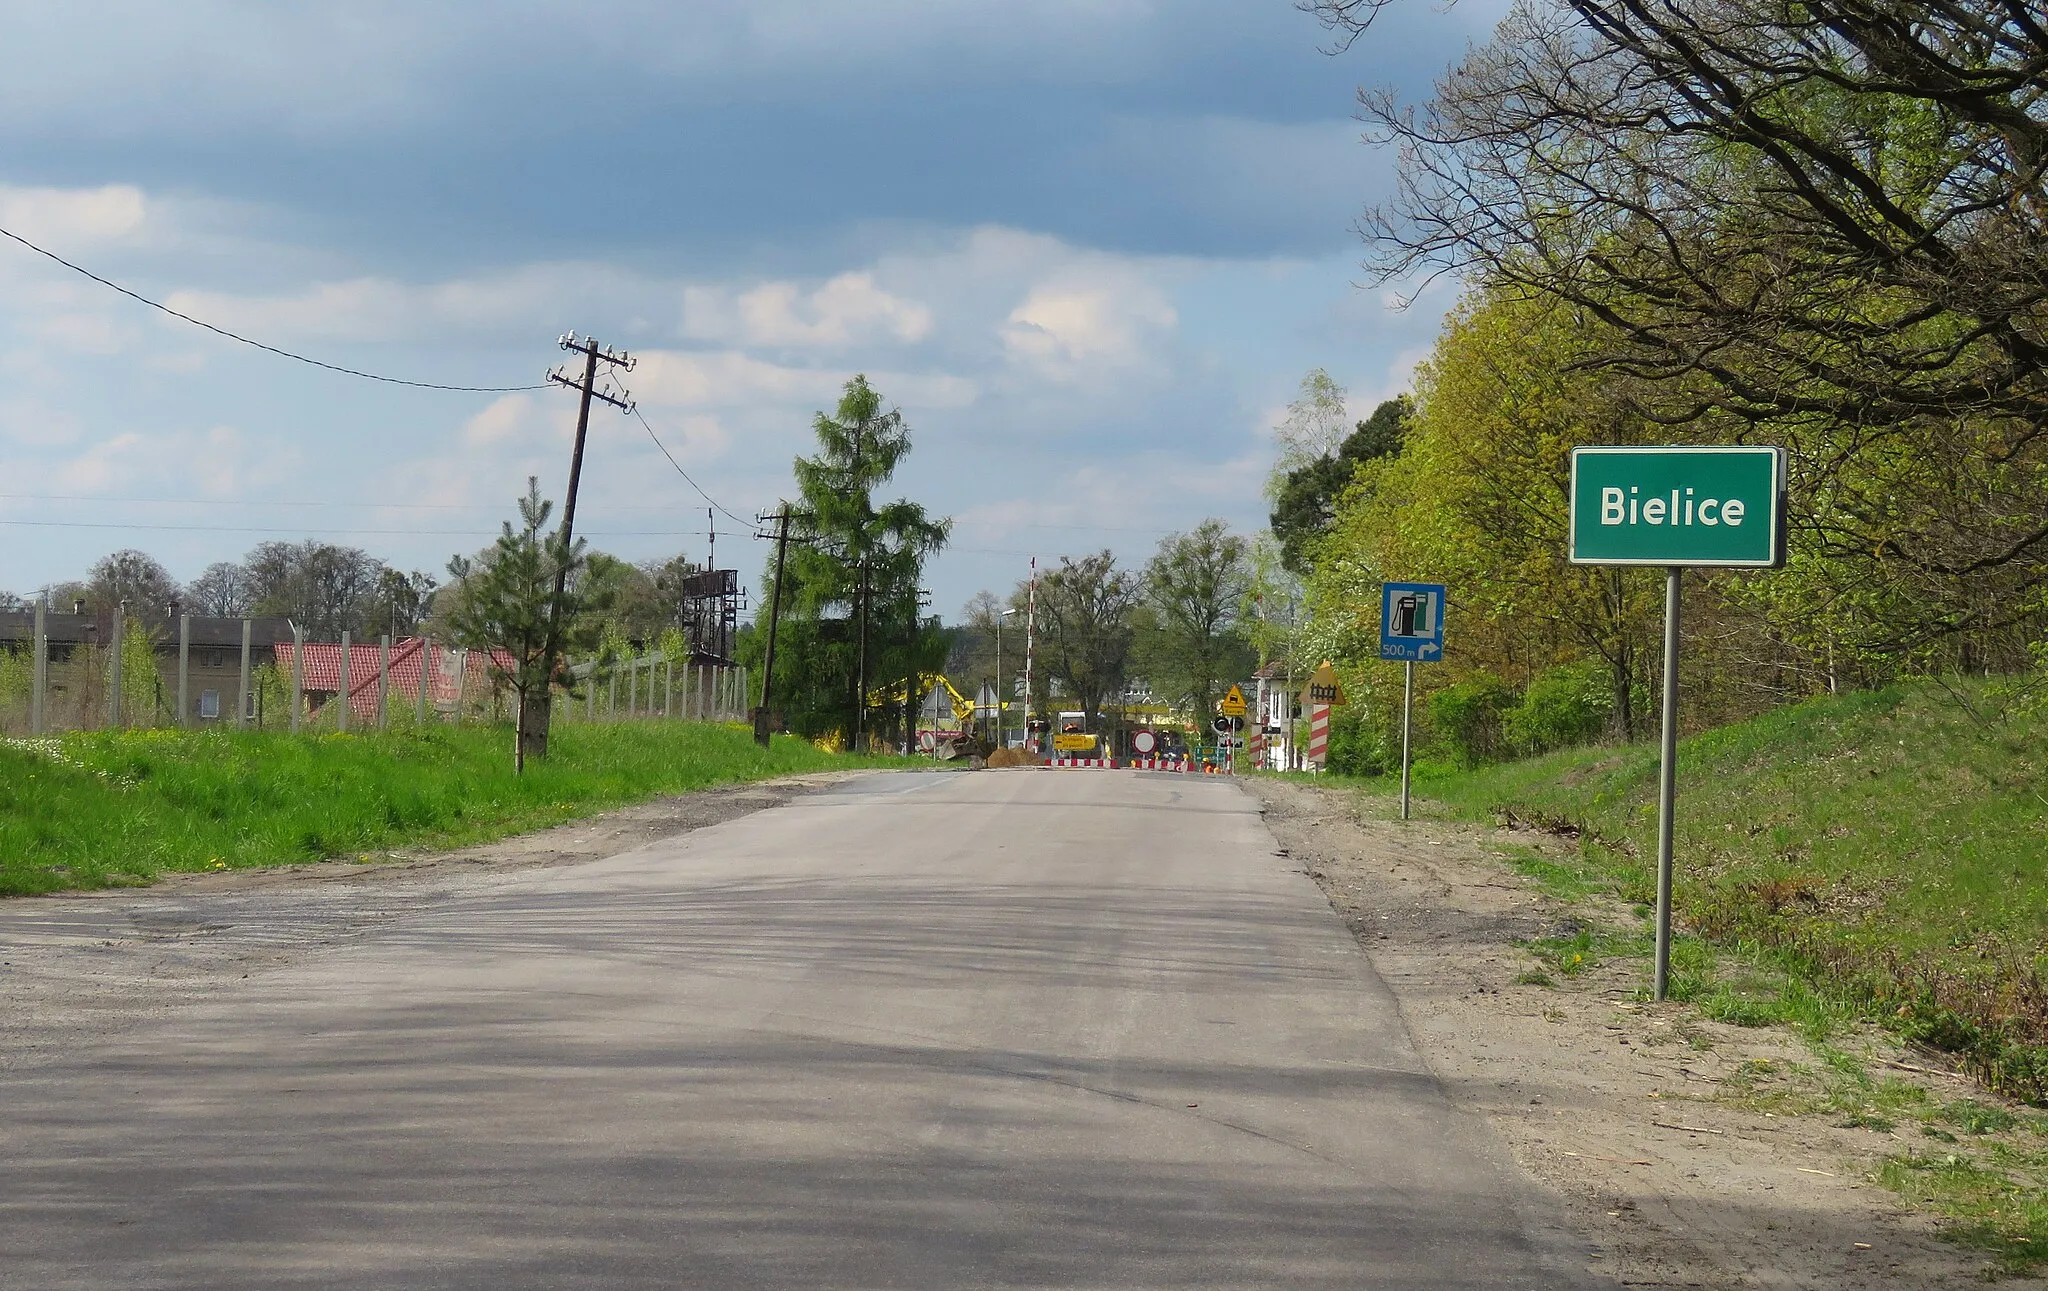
[1050,758,1117,768]
[1307,703,1331,768]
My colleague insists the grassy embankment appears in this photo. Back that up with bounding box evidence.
[1,722,890,897]
[1332,679,2048,1270]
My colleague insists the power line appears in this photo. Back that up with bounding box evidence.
[631,404,753,528]
[0,517,754,539]
[0,492,703,513]
[0,223,547,393]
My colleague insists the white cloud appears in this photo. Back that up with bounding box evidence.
[634,348,975,413]
[1002,280,1177,372]
[685,272,932,349]
[0,184,148,245]
[36,424,296,499]
[460,393,551,449]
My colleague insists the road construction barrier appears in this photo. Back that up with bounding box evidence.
[1050,757,1117,768]
[1122,757,1178,771]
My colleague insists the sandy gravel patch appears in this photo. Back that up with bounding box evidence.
[1247,774,2009,1289]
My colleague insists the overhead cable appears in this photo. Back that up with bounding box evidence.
[0,223,546,393]
[631,404,753,528]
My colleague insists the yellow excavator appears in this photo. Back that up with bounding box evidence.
[866,672,978,757]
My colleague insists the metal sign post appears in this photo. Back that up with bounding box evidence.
[1401,661,1414,820]
[1379,582,1447,820]
[1569,445,1786,999]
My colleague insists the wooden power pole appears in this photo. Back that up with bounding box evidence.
[753,505,792,748]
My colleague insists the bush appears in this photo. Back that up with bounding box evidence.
[1324,705,1389,776]
[1428,672,1518,767]
[1505,660,1613,755]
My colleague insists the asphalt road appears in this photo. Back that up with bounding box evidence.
[2,769,1607,1289]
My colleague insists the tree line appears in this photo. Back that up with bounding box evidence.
[947,520,1270,743]
[8,539,730,649]
[1271,0,2048,771]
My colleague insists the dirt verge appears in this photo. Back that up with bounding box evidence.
[1246,774,2020,1289]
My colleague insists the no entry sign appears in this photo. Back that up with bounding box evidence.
[1569,446,1786,568]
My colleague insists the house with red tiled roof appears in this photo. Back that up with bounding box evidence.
[274,638,516,721]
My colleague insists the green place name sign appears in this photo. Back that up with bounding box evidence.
[1569,446,1786,568]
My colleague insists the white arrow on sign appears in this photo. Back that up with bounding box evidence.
[1421,642,1441,659]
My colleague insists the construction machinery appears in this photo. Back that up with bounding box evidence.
[868,672,978,758]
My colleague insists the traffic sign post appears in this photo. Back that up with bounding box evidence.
[1569,445,1787,1000]
[1379,583,1447,820]
[1218,685,1247,717]
[1297,662,1346,771]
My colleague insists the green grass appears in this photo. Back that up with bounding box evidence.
[1330,680,2048,1102]
[0,722,891,895]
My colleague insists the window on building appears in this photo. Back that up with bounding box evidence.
[199,689,221,720]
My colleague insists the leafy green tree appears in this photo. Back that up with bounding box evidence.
[765,375,950,744]
[1269,396,1410,575]
[1322,0,2048,669]
[1139,520,1255,723]
[443,478,594,771]
[1027,551,1141,734]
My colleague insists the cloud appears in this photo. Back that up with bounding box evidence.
[684,272,932,348]
[0,184,148,245]
[1002,280,1177,373]
[34,424,297,499]
[634,348,975,413]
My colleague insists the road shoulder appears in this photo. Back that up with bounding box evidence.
[0,770,871,1076]
[1246,774,1997,1289]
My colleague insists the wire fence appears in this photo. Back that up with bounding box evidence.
[0,610,747,737]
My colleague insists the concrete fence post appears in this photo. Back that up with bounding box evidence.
[665,658,673,718]
[418,638,432,724]
[110,603,126,729]
[379,634,391,730]
[30,597,46,736]
[237,618,252,729]
[177,613,191,729]
[290,625,304,734]
[338,631,352,733]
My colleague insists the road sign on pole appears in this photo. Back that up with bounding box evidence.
[1568,446,1786,567]
[1218,684,1247,717]
[1568,444,1788,1001]
[1298,661,1346,708]
[1378,583,1447,816]
[1379,583,1446,662]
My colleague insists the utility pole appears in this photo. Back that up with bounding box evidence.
[754,505,792,748]
[536,332,633,767]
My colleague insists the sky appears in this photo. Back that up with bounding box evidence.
[0,0,1505,621]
